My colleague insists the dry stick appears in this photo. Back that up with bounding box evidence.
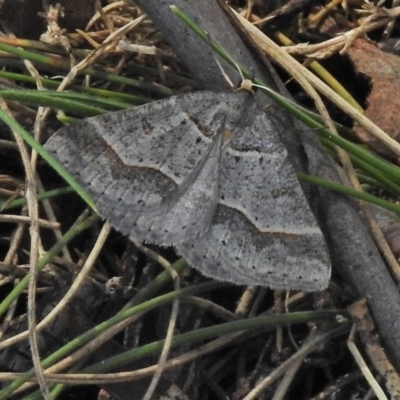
[27,62,68,254]
[94,0,115,34]
[306,0,344,28]
[142,278,181,400]
[271,329,318,400]
[244,0,254,20]
[24,47,73,263]
[0,219,112,352]
[235,11,400,282]
[183,296,238,321]
[0,138,18,149]
[86,1,132,30]
[232,286,260,394]
[0,216,26,340]
[235,286,259,317]
[347,325,388,400]
[0,242,25,274]
[273,291,284,353]
[35,179,73,263]
[0,99,50,398]
[24,19,72,261]
[0,214,59,229]
[249,288,269,317]
[285,292,303,352]
[23,59,52,399]
[24,59,44,169]
[22,173,50,396]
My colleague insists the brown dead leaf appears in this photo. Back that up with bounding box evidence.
[347,38,400,159]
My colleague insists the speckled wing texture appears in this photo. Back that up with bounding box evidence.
[44,90,331,291]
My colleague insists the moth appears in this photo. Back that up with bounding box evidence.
[45,90,331,290]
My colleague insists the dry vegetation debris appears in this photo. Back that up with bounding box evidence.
[0,1,398,399]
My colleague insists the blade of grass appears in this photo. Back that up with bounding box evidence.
[0,89,133,115]
[0,187,74,211]
[0,71,153,105]
[83,310,345,376]
[0,90,108,116]
[319,137,400,197]
[298,172,400,215]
